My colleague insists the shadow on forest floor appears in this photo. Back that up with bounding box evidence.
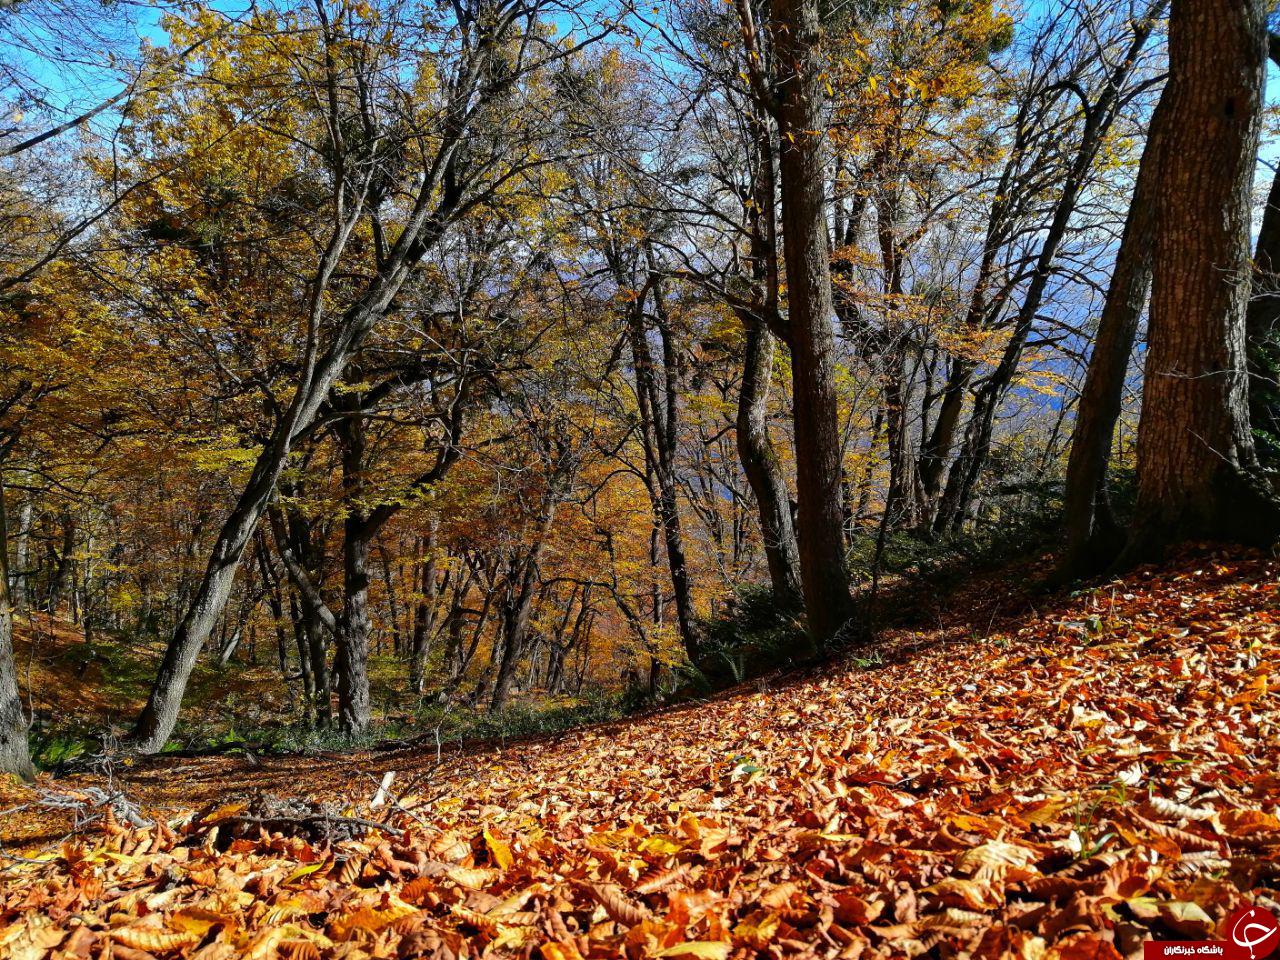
[3,541,1264,854]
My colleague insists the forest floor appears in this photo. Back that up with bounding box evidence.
[2,547,1278,959]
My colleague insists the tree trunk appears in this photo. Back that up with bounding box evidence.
[11,495,31,613]
[335,413,372,737]
[735,311,802,603]
[489,547,542,713]
[1246,38,1280,460]
[626,267,700,657]
[1060,110,1164,575]
[1124,0,1280,556]
[489,504,555,713]
[408,526,440,694]
[769,0,852,644]
[0,477,34,779]
[45,511,75,614]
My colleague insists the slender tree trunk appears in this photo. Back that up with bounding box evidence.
[45,512,75,614]
[409,525,440,694]
[736,311,802,603]
[377,542,403,655]
[0,476,34,779]
[489,549,542,713]
[1123,0,1280,556]
[12,495,30,613]
[490,504,555,713]
[1060,110,1165,575]
[769,0,852,644]
[626,268,700,657]
[917,359,973,518]
[335,414,372,736]
[875,188,919,530]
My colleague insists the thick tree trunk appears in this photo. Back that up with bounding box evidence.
[0,479,34,779]
[1124,0,1280,556]
[769,0,852,644]
[1060,111,1164,575]
[735,311,802,603]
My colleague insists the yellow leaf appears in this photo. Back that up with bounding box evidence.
[284,862,326,884]
[657,942,732,959]
[111,926,200,952]
[484,825,514,870]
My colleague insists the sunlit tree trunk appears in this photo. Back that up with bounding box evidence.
[736,311,802,603]
[0,477,34,779]
[408,525,440,695]
[11,495,30,613]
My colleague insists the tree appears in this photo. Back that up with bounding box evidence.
[130,0,611,752]
[1060,97,1166,575]
[1122,0,1280,557]
[768,0,852,644]
[0,467,34,780]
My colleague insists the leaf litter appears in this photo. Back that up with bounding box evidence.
[2,550,1278,959]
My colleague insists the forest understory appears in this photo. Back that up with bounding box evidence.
[2,545,1277,959]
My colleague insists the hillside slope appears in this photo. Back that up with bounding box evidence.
[2,550,1279,959]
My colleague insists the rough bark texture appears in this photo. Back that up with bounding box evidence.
[769,0,852,644]
[735,312,802,604]
[1125,0,1280,556]
[0,481,34,780]
[11,496,30,613]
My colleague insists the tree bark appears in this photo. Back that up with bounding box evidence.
[408,525,440,695]
[0,477,34,779]
[769,0,852,644]
[489,540,547,713]
[11,495,30,613]
[334,412,372,736]
[1123,0,1280,557]
[735,311,802,603]
[45,511,75,614]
